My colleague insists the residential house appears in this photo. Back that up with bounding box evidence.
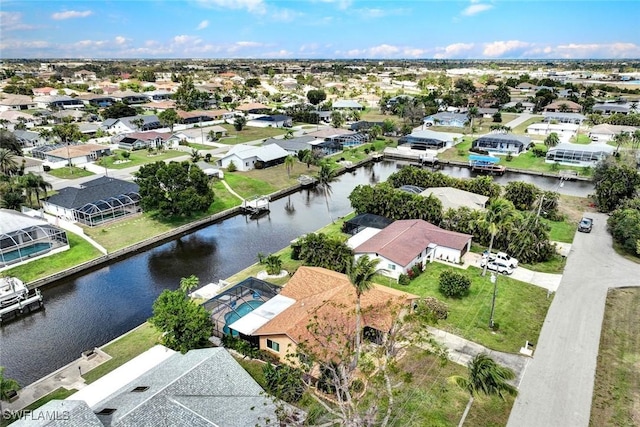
[543,100,582,113]
[502,101,535,113]
[110,90,149,105]
[227,266,418,363]
[31,87,55,97]
[77,94,115,107]
[216,143,289,171]
[100,115,162,134]
[236,103,271,115]
[114,131,173,150]
[247,114,293,128]
[14,347,292,426]
[352,219,473,279]
[43,176,140,226]
[0,94,37,111]
[399,129,457,150]
[73,70,97,81]
[526,122,579,140]
[52,109,85,123]
[349,121,384,132]
[0,111,37,128]
[545,142,615,167]
[263,135,319,155]
[332,99,364,110]
[0,209,69,269]
[514,82,537,93]
[542,112,586,124]
[423,112,468,128]
[169,125,228,145]
[472,133,530,155]
[144,90,174,101]
[589,123,639,143]
[35,143,111,168]
[419,187,488,212]
[177,109,230,124]
[592,102,638,115]
[140,100,176,112]
[305,127,368,150]
[12,129,47,148]
[34,95,84,110]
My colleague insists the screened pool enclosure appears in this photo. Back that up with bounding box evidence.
[545,143,614,167]
[74,192,141,227]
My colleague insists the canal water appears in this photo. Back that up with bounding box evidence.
[0,162,593,385]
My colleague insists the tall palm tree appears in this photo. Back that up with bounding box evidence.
[632,129,640,151]
[544,132,560,148]
[131,117,145,132]
[284,155,295,178]
[0,148,18,176]
[480,198,516,276]
[612,131,629,155]
[33,174,52,207]
[450,353,517,426]
[347,255,380,367]
[317,162,337,223]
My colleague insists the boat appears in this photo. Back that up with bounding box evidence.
[468,154,506,176]
[0,277,28,307]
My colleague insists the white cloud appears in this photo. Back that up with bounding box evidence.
[196,20,209,30]
[461,2,493,16]
[173,35,201,45]
[433,43,475,59]
[316,0,353,10]
[0,39,50,51]
[552,42,640,59]
[196,0,266,14]
[0,12,36,31]
[483,40,531,57]
[51,10,93,20]
[114,36,128,45]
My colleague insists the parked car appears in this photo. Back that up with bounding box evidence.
[480,259,514,275]
[578,217,593,233]
[483,251,518,268]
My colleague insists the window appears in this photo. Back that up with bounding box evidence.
[266,339,280,352]
[387,264,396,270]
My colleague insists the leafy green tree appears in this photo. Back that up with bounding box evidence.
[347,255,380,365]
[608,201,640,255]
[504,181,540,211]
[492,111,502,122]
[149,289,213,353]
[439,270,471,298]
[134,161,215,217]
[174,75,210,111]
[52,122,82,144]
[593,160,640,212]
[190,148,202,163]
[102,102,137,119]
[306,89,327,107]
[381,119,397,135]
[296,233,353,273]
[450,353,517,426]
[158,108,180,133]
[330,111,344,129]
[0,367,19,402]
[263,363,305,403]
[544,132,560,148]
[233,115,247,131]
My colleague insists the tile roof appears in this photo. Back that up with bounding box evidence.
[353,219,472,266]
[236,102,269,111]
[45,177,139,209]
[45,143,110,159]
[223,143,288,162]
[255,266,418,345]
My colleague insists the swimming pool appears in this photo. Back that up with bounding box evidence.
[1,242,52,264]
[223,300,264,336]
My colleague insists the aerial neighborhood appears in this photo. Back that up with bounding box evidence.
[0,57,639,427]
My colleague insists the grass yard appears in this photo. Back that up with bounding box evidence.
[5,232,102,283]
[0,388,79,427]
[210,179,243,211]
[544,218,578,243]
[572,133,592,144]
[241,161,320,191]
[83,323,160,384]
[223,172,277,199]
[590,287,640,427]
[46,166,94,179]
[217,124,286,145]
[381,262,552,353]
[511,117,543,134]
[361,109,398,123]
[84,214,178,252]
[97,149,185,170]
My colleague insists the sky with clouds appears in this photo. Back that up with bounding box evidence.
[1,0,639,59]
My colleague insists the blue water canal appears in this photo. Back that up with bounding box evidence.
[0,161,594,385]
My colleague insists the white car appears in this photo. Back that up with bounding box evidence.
[480,259,514,275]
[484,251,518,268]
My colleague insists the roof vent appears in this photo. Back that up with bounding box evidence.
[95,408,117,415]
[131,386,149,392]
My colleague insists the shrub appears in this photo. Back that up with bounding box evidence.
[416,297,449,323]
[398,274,410,286]
[227,160,237,172]
[263,363,306,403]
[505,152,513,162]
[438,270,471,298]
[264,254,282,275]
[122,151,131,159]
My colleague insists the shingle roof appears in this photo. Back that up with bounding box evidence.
[420,187,488,211]
[45,177,139,209]
[223,143,288,162]
[353,219,472,266]
[255,266,418,345]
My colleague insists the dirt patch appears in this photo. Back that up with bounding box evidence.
[590,288,640,426]
[557,194,596,223]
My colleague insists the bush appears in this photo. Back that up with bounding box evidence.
[227,160,237,172]
[438,270,471,298]
[505,152,513,162]
[263,363,306,403]
[264,254,282,275]
[398,274,410,286]
[417,297,449,322]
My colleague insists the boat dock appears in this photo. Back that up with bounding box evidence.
[241,195,270,215]
[297,175,317,188]
[0,289,44,323]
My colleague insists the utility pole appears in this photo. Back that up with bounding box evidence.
[489,272,497,329]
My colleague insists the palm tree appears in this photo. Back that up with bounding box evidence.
[34,174,52,207]
[302,150,314,169]
[0,148,18,176]
[207,130,218,142]
[450,353,517,426]
[347,255,380,366]
[467,106,478,137]
[131,117,145,132]
[179,275,199,294]
[632,129,640,151]
[284,155,295,178]
[190,149,202,163]
[480,198,516,276]
[544,132,560,148]
[283,129,295,140]
[317,162,337,223]
[612,131,630,154]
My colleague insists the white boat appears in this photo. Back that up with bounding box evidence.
[0,277,28,307]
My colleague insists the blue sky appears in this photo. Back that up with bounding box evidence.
[1,0,639,59]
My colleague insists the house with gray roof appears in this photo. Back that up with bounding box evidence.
[263,135,318,155]
[423,112,468,128]
[43,176,141,226]
[216,143,289,171]
[13,347,297,427]
[100,115,162,134]
[542,112,586,124]
[13,129,46,148]
[472,133,530,155]
[332,99,364,110]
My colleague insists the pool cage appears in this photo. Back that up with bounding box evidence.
[74,192,142,227]
[203,277,281,339]
[0,224,68,268]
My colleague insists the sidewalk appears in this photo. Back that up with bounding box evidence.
[3,348,111,412]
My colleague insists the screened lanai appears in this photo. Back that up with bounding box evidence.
[545,142,615,167]
[74,192,141,227]
[0,209,68,268]
[202,277,281,339]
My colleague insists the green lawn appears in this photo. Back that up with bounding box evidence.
[511,117,543,134]
[4,232,103,283]
[187,142,214,151]
[217,124,286,145]
[544,218,577,243]
[381,263,552,353]
[571,134,592,144]
[96,149,185,169]
[0,388,78,427]
[46,166,94,179]
[83,323,160,384]
[223,172,277,198]
[210,179,243,211]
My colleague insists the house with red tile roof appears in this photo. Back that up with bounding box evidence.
[353,219,472,279]
[230,266,418,364]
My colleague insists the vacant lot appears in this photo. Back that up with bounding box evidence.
[98,149,186,169]
[217,124,286,145]
[590,287,640,427]
[46,166,94,179]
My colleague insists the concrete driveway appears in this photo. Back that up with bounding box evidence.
[507,212,640,427]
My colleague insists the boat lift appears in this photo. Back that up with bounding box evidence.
[0,289,44,323]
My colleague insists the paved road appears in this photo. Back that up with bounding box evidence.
[507,212,640,427]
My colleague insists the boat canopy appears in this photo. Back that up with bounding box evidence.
[469,154,500,164]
